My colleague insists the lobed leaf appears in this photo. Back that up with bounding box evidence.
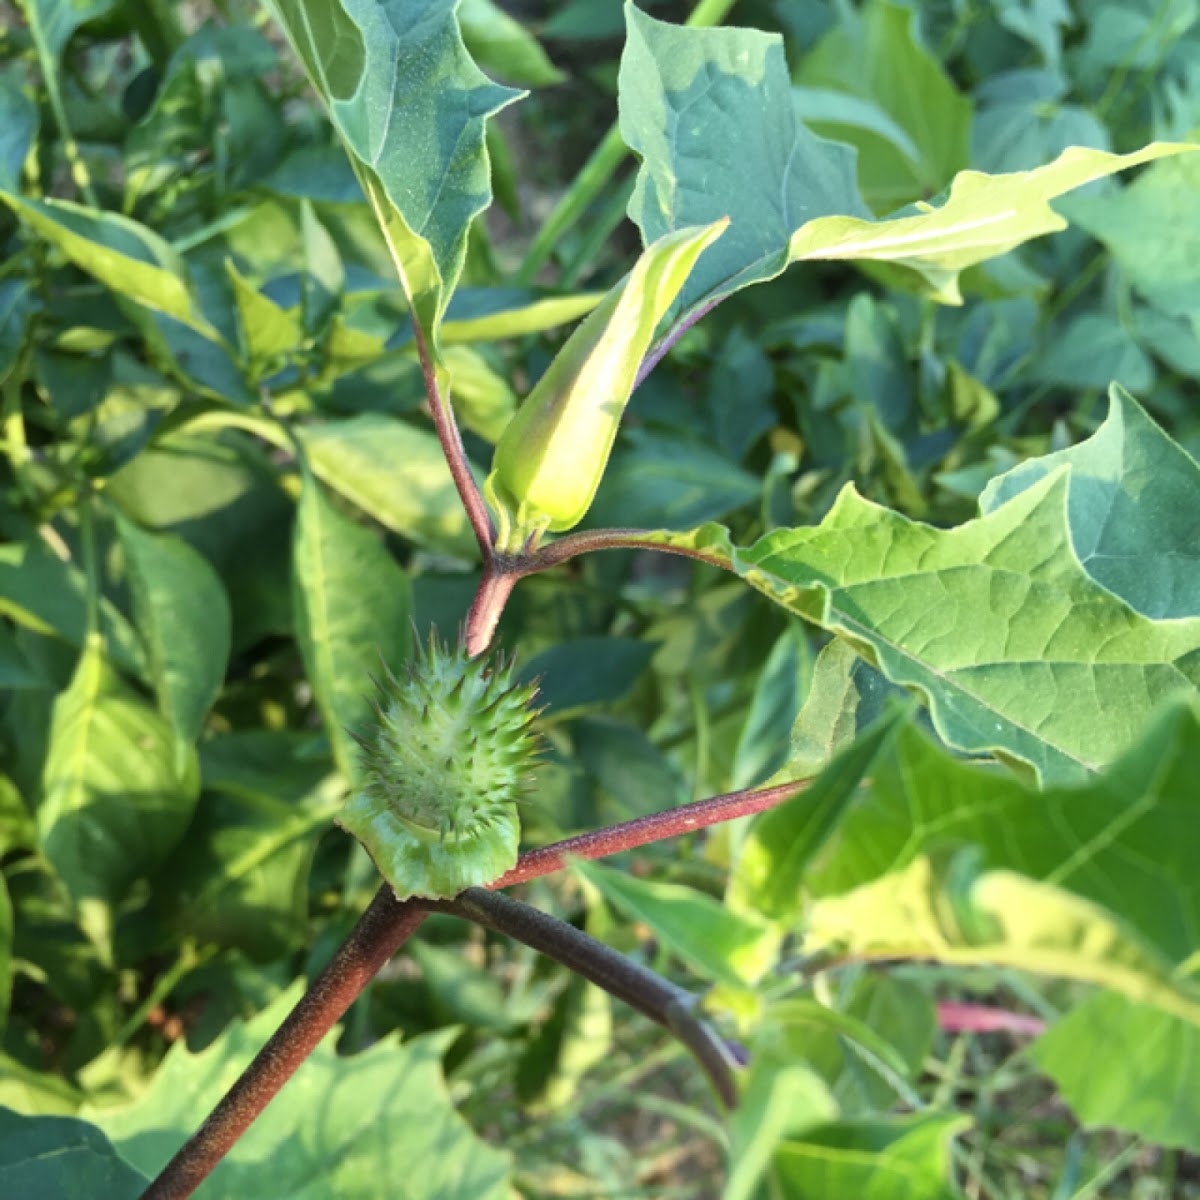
[266,0,520,346]
[87,985,512,1198]
[981,385,1200,619]
[647,469,1200,784]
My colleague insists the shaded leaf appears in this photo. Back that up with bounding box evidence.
[155,732,341,961]
[459,0,564,86]
[0,1109,147,1200]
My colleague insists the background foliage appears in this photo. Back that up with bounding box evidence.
[2,0,1200,1196]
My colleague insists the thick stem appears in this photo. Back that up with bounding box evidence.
[464,565,519,657]
[138,895,426,1200]
[139,778,807,1199]
[423,888,740,1108]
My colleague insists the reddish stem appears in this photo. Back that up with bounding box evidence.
[414,323,495,562]
[464,564,519,657]
[139,776,808,1200]
[936,1002,1047,1038]
[521,527,730,576]
[496,777,807,887]
[139,896,427,1200]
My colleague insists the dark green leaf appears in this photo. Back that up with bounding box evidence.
[0,1109,147,1200]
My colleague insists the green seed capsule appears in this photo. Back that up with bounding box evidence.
[486,220,727,549]
[337,635,541,900]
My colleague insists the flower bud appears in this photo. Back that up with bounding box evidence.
[486,220,727,549]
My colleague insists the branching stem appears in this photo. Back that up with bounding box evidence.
[138,776,807,1200]
[421,888,741,1107]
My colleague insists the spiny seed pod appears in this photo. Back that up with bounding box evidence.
[486,220,727,551]
[337,634,541,900]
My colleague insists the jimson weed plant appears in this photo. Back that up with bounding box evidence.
[4,0,1200,1197]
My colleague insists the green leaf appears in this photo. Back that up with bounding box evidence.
[115,513,231,746]
[572,858,778,989]
[0,192,220,338]
[0,281,36,387]
[802,705,1200,1020]
[785,639,901,778]
[0,540,144,678]
[1058,151,1200,319]
[459,0,564,86]
[87,985,513,1199]
[0,874,11,1031]
[295,414,476,557]
[0,1109,148,1200]
[440,289,602,343]
[619,4,865,320]
[647,471,1200,783]
[729,710,905,925]
[618,5,1191,314]
[794,1,972,213]
[518,636,654,718]
[981,386,1200,619]
[730,625,814,789]
[291,468,413,785]
[266,0,520,344]
[19,0,116,60]
[38,636,199,952]
[752,983,936,1118]
[0,1055,83,1116]
[0,79,37,191]
[788,143,1197,304]
[727,1060,837,1200]
[586,430,760,530]
[1031,991,1200,1151]
[771,1113,969,1200]
[226,261,304,366]
[154,732,341,961]
[442,344,517,443]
